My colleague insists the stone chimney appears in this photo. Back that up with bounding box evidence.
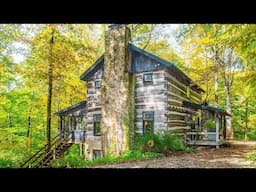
[101,24,134,157]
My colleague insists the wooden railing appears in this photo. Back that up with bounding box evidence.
[20,133,70,168]
[184,131,224,143]
[61,130,86,143]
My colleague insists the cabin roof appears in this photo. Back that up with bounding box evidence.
[80,55,104,82]
[129,44,204,93]
[80,44,204,93]
[55,101,86,116]
[182,101,230,116]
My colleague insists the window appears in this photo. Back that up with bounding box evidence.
[142,111,154,135]
[143,73,153,83]
[95,80,101,88]
[93,150,102,160]
[93,114,101,136]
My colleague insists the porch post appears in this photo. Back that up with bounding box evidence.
[215,114,220,149]
[60,116,63,139]
[224,116,226,139]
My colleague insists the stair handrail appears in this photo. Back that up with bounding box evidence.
[30,134,63,167]
[34,132,73,168]
[21,133,61,168]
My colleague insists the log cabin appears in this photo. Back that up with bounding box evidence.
[56,24,229,160]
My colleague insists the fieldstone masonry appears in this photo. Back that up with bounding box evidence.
[101,25,134,156]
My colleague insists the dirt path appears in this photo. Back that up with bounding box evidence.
[93,141,256,168]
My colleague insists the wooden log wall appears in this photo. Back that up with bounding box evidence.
[134,70,167,134]
[85,67,103,151]
[165,70,202,132]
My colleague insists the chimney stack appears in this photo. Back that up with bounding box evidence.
[101,24,134,156]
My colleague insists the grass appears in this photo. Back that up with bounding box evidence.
[52,130,192,168]
[52,145,161,168]
[78,150,161,168]
[0,126,192,168]
[244,152,256,164]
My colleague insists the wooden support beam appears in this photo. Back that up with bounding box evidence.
[186,140,224,146]
[215,114,220,146]
[224,116,226,139]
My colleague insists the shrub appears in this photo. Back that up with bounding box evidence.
[244,152,256,166]
[204,119,215,130]
[132,131,192,153]
[161,131,192,152]
[0,159,14,168]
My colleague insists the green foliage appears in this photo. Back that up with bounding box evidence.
[133,132,163,152]
[0,126,48,168]
[132,131,192,153]
[52,131,192,168]
[244,152,256,166]
[161,132,192,152]
[204,119,215,130]
[0,159,14,168]
[231,71,256,140]
[52,145,161,168]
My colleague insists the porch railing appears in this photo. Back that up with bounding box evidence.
[184,131,225,143]
[60,130,86,143]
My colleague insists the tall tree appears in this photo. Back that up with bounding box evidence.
[176,24,245,139]
[46,25,56,151]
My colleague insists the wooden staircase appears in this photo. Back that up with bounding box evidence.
[21,133,72,168]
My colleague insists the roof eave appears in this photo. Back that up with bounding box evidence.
[130,44,205,93]
[80,55,104,81]
[55,101,86,116]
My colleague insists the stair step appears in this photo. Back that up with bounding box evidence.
[25,141,72,168]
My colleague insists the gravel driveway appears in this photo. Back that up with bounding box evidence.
[93,141,256,168]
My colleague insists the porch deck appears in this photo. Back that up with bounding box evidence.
[186,140,226,147]
[185,131,226,148]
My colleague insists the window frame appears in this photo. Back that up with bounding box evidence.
[142,111,154,135]
[95,80,101,88]
[93,114,101,136]
[143,73,153,83]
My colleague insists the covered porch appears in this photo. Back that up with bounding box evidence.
[182,101,230,148]
[56,101,87,144]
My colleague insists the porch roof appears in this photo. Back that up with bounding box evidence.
[55,101,86,117]
[182,101,231,116]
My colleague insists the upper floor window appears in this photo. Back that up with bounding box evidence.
[143,73,153,83]
[93,114,101,136]
[95,80,101,88]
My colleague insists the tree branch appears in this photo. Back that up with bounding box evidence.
[142,24,156,50]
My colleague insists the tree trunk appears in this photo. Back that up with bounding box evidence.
[7,113,12,128]
[224,85,233,139]
[214,50,219,107]
[46,27,55,152]
[214,69,218,106]
[7,113,12,143]
[244,100,248,141]
[26,104,32,150]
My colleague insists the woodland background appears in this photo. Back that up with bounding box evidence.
[0,24,255,167]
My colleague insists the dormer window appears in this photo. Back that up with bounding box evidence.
[143,73,153,83]
[95,80,101,88]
